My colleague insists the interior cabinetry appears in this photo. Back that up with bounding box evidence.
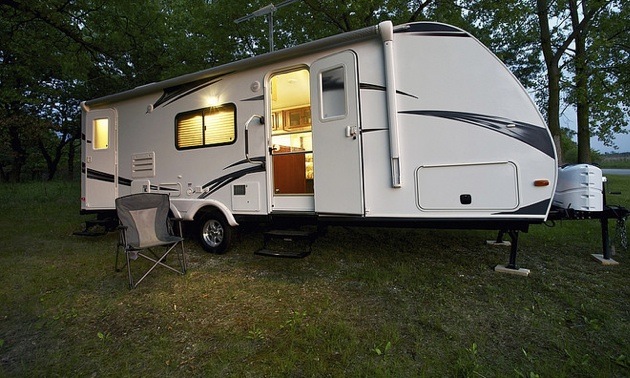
[273,106,311,132]
[271,106,313,195]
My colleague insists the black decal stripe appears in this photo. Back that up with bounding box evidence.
[408,32,469,37]
[88,160,265,197]
[400,110,555,159]
[199,165,266,198]
[494,200,550,216]
[86,169,177,191]
[224,156,265,170]
[87,169,114,183]
[153,73,232,108]
[118,177,132,186]
[395,23,469,35]
[362,129,386,133]
[86,169,132,186]
[155,78,221,108]
[359,83,419,99]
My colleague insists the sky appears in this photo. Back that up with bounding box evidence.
[560,109,630,154]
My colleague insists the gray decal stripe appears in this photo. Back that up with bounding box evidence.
[359,83,419,99]
[400,110,555,159]
[242,95,264,102]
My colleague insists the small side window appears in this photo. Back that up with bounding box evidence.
[175,103,236,149]
[321,66,346,119]
[93,118,109,150]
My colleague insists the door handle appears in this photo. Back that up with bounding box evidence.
[345,126,357,138]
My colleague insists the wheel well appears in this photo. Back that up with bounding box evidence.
[194,206,228,223]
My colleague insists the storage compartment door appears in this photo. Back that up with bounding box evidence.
[416,162,519,211]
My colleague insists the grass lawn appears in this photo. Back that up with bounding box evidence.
[0,179,628,377]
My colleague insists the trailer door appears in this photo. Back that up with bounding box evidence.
[310,51,364,215]
[83,108,117,209]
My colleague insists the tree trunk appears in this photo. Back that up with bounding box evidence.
[536,0,564,164]
[571,0,592,163]
[575,44,591,163]
[547,64,564,164]
[67,137,77,179]
[8,124,27,182]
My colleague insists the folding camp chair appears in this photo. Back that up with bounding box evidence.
[115,193,186,289]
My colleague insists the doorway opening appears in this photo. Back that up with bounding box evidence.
[269,68,314,210]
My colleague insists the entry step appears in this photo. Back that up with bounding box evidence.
[255,229,317,258]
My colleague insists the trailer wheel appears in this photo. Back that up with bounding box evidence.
[198,212,232,254]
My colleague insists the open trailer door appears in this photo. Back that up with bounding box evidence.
[310,50,364,215]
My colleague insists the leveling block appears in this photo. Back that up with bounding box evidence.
[591,254,619,266]
[488,238,530,275]
[494,264,531,277]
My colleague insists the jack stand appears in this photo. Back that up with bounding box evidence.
[494,230,530,276]
[486,230,511,246]
[592,216,619,265]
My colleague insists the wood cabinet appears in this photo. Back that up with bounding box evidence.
[273,106,311,132]
[273,148,307,194]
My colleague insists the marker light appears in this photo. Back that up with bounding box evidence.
[534,179,550,187]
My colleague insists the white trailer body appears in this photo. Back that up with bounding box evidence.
[81,21,557,251]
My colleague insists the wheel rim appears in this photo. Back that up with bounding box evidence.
[202,219,224,248]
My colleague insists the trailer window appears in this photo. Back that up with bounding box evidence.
[93,118,109,150]
[321,66,346,119]
[175,103,236,149]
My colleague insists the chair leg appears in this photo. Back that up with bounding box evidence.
[174,221,186,273]
[177,238,188,274]
[124,244,186,289]
[126,250,135,289]
[115,233,127,272]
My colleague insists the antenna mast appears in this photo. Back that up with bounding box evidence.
[234,0,301,52]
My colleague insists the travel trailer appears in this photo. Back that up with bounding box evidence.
[80,21,558,258]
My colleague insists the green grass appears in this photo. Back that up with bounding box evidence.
[600,156,630,169]
[0,179,629,377]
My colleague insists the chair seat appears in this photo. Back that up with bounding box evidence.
[127,235,184,250]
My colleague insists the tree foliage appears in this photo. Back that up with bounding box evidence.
[572,0,629,156]
[0,0,628,181]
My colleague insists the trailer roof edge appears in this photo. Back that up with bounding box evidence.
[85,24,381,107]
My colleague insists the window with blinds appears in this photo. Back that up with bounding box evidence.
[175,103,236,149]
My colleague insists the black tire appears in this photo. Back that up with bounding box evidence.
[198,212,232,254]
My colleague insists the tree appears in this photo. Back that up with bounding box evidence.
[569,0,629,161]
[0,0,97,181]
[465,0,627,163]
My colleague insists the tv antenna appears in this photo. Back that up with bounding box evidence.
[234,0,301,52]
